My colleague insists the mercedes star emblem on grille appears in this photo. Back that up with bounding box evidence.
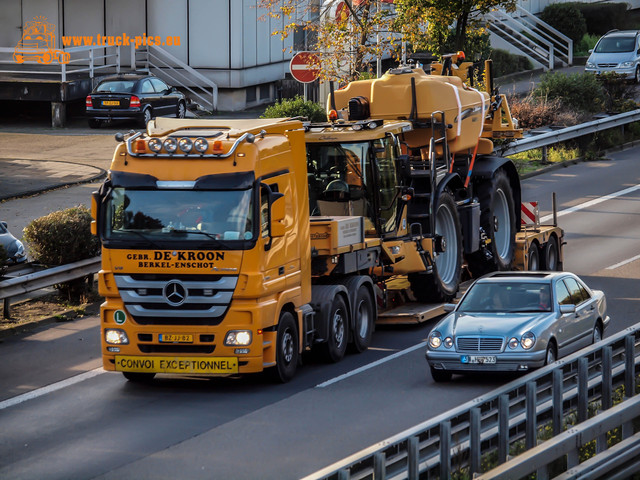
[163,280,187,306]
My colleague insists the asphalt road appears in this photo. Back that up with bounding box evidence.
[0,145,638,479]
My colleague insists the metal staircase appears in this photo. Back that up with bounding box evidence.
[483,5,573,70]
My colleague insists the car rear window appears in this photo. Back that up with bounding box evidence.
[95,80,136,93]
[595,36,636,53]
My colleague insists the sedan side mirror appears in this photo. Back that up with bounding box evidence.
[559,304,576,314]
[443,303,456,313]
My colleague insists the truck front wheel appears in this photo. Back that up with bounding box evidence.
[409,190,462,302]
[269,311,298,383]
[351,285,374,353]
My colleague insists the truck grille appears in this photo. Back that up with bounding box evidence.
[115,274,238,326]
[456,337,503,352]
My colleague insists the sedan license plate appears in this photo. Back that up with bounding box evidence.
[461,355,497,364]
[159,333,193,343]
[102,100,120,106]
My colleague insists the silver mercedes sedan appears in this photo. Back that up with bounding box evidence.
[426,271,610,382]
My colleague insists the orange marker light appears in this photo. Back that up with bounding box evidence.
[133,139,147,154]
[212,140,223,153]
[328,109,338,121]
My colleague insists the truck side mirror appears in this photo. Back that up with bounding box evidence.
[91,191,100,236]
[270,195,285,238]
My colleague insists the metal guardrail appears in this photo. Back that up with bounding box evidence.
[303,323,640,480]
[499,109,640,157]
[0,257,101,318]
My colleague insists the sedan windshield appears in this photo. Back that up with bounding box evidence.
[104,188,254,245]
[595,37,636,53]
[458,282,552,313]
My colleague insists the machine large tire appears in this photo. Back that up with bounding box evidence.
[528,242,541,271]
[321,295,349,363]
[467,170,516,277]
[350,285,375,353]
[269,311,298,383]
[409,190,462,303]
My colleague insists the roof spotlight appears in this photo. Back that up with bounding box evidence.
[148,138,162,153]
[163,138,178,153]
[194,137,209,153]
[178,137,193,153]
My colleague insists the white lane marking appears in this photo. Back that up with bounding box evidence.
[607,253,640,270]
[540,183,640,223]
[316,342,425,388]
[0,367,105,411]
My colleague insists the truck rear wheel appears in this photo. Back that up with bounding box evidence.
[321,295,348,363]
[351,285,374,353]
[467,170,516,276]
[528,242,540,271]
[269,311,298,383]
[409,190,462,302]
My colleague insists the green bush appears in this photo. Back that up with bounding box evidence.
[540,4,587,44]
[489,49,533,77]
[534,72,605,113]
[596,71,638,112]
[0,243,7,274]
[575,33,600,57]
[261,95,326,122]
[575,2,628,36]
[23,206,100,303]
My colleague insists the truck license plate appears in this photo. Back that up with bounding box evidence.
[461,355,497,364]
[115,355,238,374]
[102,100,120,106]
[159,333,193,343]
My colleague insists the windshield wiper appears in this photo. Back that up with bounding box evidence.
[171,229,223,241]
[120,229,162,250]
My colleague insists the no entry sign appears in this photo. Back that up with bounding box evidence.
[290,51,320,84]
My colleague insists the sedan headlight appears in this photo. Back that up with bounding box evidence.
[621,61,634,67]
[225,330,252,346]
[521,332,536,350]
[443,337,453,348]
[105,329,129,345]
[508,337,519,349]
[429,332,442,349]
[585,61,595,68]
[15,240,25,257]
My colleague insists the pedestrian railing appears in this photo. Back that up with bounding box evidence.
[0,257,100,318]
[303,323,640,479]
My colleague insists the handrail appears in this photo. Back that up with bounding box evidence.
[0,257,101,318]
[303,322,640,479]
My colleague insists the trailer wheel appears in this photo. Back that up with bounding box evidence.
[269,311,298,383]
[527,242,541,271]
[123,372,155,383]
[467,170,516,276]
[321,295,349,363]
[543,235,560,271]
[351,285,374,353]
[409,190,462,302]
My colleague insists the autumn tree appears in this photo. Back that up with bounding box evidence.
[393,0,516,57]
[257,0,400,81]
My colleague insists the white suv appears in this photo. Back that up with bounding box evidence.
[585,30,640,82]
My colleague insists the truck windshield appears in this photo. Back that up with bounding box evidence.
[104,188,254,243]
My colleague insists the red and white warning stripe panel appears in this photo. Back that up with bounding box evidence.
[521,202,539,227]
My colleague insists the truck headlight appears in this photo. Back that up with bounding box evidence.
[105,329,129,345]
[521,332,536,350]
[225,330,252,346]
[429,332,442,349]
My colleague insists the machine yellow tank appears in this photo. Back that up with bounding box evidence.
[330,67,488,154]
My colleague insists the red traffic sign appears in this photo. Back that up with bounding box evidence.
[290,51,320,84]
